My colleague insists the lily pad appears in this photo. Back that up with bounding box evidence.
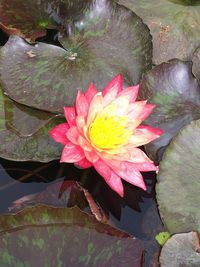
[159,232,200,267]
[156,119,200,234]
[0,1,152,113]
[139,59,200,162]
[0,205,144,266]
[118,0,200,64]
[0,82,64,162]
[0,0,57,40]
[192,46,200,82]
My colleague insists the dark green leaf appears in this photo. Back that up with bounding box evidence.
[118,0,200,64]
[0,83,64,162]
[0,205,144,267]
[139,59,200,162]
[160,232,200,267]
[156,119,200,233]
[0,0,152,113]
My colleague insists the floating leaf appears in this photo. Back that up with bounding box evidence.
[0,83,64,162]
[0,0,58,40]
[192,46,200,82]
[118,0,200,64]
[139,59,200,162]
[0,205,144,266]
[156,119,200,234]
[159,232,200,267]
[0,0,152,113]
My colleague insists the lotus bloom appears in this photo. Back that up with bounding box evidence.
[50,75,163,197]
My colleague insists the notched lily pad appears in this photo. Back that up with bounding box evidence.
[0,205,144,267]
[118,0,200,64]
[160,232,200,267]
[0,0,57,40]
[139,59,200,162]
[0,83,64,162]
[0,0,152,113]
[156,119,200,234]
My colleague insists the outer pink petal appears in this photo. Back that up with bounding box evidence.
[75,158,93,169]
[85,83,98,104]
[60,142,85,163]
[128,100,147,119]
[112,147,153,163]
[66,126,79,145]
[131,162,158,172]
[94,159,124,197]
[138,104,156,121]
[49,123,69,145]
[129,125,163,147]
[75,91,89,117]
[102,74,123,96]
[64,107,76,127]
[108,160,146,191]
[118,85,139,103]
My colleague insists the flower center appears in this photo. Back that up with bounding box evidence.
[89,114,132,149]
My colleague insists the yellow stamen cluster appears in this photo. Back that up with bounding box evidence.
[89,112,132,149]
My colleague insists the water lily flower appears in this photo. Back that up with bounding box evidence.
[50,75,163,197]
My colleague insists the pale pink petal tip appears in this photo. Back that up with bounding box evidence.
[85,83,98,103]
[49,123,69,145]
[75,90,89,117]
[102,74,123,96]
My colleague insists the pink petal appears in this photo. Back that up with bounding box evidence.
[66,126,79,145]
[64,107,76,127]
[138,104,156,121]
[78,136,92,151]
[113,147,153,163]
[60,142,85,163]
[76,115,86,134]
[75,91,89,117]
[118,85,139,103]
[85,83,98,104]
[84,150,99,163]
[87,93,103,127]
[131,162,158,172]
[108,160,146,191]
[102,74,123,97]
[75,158,93,169]
[49,123,69,145]
[128,100,147,119]
[129,125,163,147]
[94,159,124,197]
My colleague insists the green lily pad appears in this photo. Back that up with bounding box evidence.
[0,82,64,162]
[156,119,200,234]
[0,1,152,113]
[118,0,200,64]
[0,205,144,266]
[139,59,200,162]
[192,46,200,82]
[159,232,200,267]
